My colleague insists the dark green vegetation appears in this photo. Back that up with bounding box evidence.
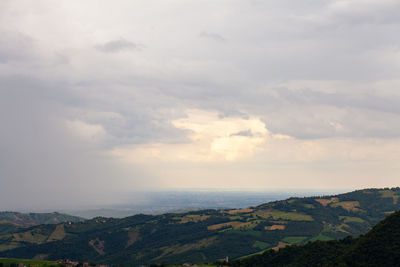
[0,257,58,267]
[1,188,399,266]
[0,212,83,236]
[230,209,400,267]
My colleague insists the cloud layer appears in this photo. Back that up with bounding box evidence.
[1,0,399,209]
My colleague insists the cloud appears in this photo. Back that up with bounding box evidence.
[231,129,253,137]
[65,120,107,142]
[0,76,155,210]
[0,31,35,62]
[1,0,400,209]
[111,109,269,162]
[327,0,400,25]
[109,108,400,165]
[255,85,400,139]
[95,39,142,53]
[199,31,226,42]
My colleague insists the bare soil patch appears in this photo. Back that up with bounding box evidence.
[315,197,339,206]
[265,224,286,230]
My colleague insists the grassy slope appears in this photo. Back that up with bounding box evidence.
[0,257,58,267]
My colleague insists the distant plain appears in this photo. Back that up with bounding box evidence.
[59,189,348,218]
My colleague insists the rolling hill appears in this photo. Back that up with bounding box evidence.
[0,212,84,247]
[230,209,400,266]
[0,188,399,266]
[0,212,84,226]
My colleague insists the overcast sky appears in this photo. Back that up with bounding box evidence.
[1,0,400,210]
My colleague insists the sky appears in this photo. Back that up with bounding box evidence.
[1,0,400,210]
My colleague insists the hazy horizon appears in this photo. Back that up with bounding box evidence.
[1,0,399,210]
[6,188,351,216]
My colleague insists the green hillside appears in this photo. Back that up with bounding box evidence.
[230,209,400,266]
[0,212,84,250]
[0,212,84,226]
[0,188,399,266]
[0,257,58,267]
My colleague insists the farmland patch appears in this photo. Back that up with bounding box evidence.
[126,230,140,248]
[224,209,254,215]
[331,201,361,212]
[314,197,339,206]
[209,220,260,231]
[208,221,245,230]
[12,231,47,244]
[253,241,270,250]
[310,234,334,242]
[155,236,217,259]
[47,224,65,242]
[255,210,313,221]
[174,214,210,224]
[380,190,400,204]
[339,216,365,223]
[282,236,307,244]
[265,225,285,230]
[272,241,289,251]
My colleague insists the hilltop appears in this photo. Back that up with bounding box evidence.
[0,212,84,238]
[0,212,84,226]
[0,188,399,265]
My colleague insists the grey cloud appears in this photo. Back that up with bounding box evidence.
[162,81,400,139]
[0,75,188,148]
[326,1,400,26]
[231,129,254,137]
[0,76,157,210]
[163,80,400,139]
[218,110,250,120]
[199,31,227,42]
[95,39,143,53]
[272,88,400,115]
[0,31,34,62]
[1,0,400,209]
[62,83,191,146]
[253,88,400,139]
[64,72,400,142]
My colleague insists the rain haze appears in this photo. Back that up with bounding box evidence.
[1,0,400,211]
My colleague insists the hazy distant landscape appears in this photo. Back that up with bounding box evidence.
[62,190,346,218]
[1,188,399,266]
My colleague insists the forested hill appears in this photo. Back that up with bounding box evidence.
[0,212,84,226]
[0,188,399,266]
[230,210,400,266]
[0,212,84,237]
